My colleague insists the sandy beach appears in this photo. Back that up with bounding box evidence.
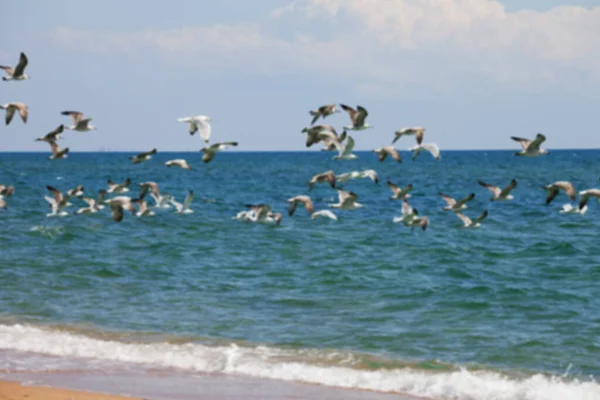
[0,380,141,400]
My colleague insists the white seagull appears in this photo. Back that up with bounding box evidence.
[337,169,379,185]
[393,200,429,231]
[170,190,194,214]
[107,178,131,194]
[201,142,238,163]
[387,180,413,200]
[178,115,212,143]
[311,210,338,221]
[61,111,97,132]
[329,189,363,210]
[74,192,105,215]
[165,159,192,170]
[511,133,548,157]
[333,136,358,160]
[455,210,488,228]
[393,127,424,145]
[45,186,71,217]
[478,179,517,201]
[0,52,29,81]
[439,192,476,211]
[409,143,441,161]
[560,203,587,215]
[0,103,28,125]
[133,197,155,217]
[340,104,372,131]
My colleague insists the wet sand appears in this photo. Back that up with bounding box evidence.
[0,380,141,400]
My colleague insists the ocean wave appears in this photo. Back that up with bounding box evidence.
[0,324,598,400]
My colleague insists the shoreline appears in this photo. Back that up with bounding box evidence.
[0,380,141,400]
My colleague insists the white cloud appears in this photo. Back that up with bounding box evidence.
[52,1,600,91]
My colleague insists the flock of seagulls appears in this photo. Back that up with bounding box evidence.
[1,51,598,228]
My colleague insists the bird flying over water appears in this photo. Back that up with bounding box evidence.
[373,146,402,163]
[439,192,475,212]
[340,104,372,131]
[387,180,413,200]
[409,143,440,161]
[478,179,517,201]
[308,170,336,191]
[201,142,238,163]
[393,127,425,145]
[0,103,28,125]
[455,210,488,228]
[45,186,71,216]
[578,189,600,212]
[165,159,192,170]
[511,134,548,157]
[329,189,363,210]
[309,104,339,125]
[542,181,576,205]
[287,195,315,216]
[35,125,65,143]
[170,190,194,214]
[178,115,211,143]
[393,200,428,231]
[0,52,29,81]
[107,178,131,194]
[333,136,358,160]
[337,169,379,185]
[130,149,157,164]
[61,111,97,132]
[48,141,69,160]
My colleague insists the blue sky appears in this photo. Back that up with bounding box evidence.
[1,0,599,151]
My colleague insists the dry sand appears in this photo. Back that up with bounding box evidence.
[0,380,142,400]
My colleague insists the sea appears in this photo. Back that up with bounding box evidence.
[0,150,599,400]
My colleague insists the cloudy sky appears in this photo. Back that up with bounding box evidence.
[1,0,599,151]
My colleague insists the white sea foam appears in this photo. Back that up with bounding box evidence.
[0,324,598,400]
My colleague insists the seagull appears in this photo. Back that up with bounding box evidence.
[0,52,29,81]
[35,125,65,143]
[48,141,69,160]
[139,181,160,198]
[105,196,137,222]
[373,146,402,163]
[170,190,194,214]
[393,200,428,231]
[511,133,548,157]
[0,185,15,197]
[439,192,475,211]
[302,125,342,148]
[244,204,283,225]
[311,210,338,221]
[337,169,379,185]
[165,159,192,170]
[110,203,125,222]
[201,142,238,163]
[578,189,600,211]
[45,186,71,216]
[0,197,6,209]
[329,189,363,210]
[308,170,336,191]
[409,143,441,161]
[287,195,315,216]
[233,210,256,222]
[61,111,97,132]
[130,148,157,164]
[478,179,517,201]
[333,136,358,160]
[0,103,28,125]
[151,192,171,209]
[178,115,211,143]
[133,196,155,217]
[387,180,413,200]
[455,210,488,228]
[340,104,372,131]
[542,181,576,205]
[309,104,339,125]
[67,185,84,197]
[393,127,424,145]
[107,178,131,194]
[560,203,587,215]
[74,194,103,215]
[321,131,347,152]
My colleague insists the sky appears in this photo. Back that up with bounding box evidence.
[1,0,599,152]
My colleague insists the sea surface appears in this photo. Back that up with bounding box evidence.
[0,150,599,400]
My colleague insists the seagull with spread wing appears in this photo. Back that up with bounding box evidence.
[511,133,548,157]
[61,111,97,132]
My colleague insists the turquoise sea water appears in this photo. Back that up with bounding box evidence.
[0,150,599,399]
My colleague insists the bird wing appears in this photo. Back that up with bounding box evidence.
[76,118,92,129]
[13,52,28,77]
[341,136,355,156]
[401,200,414,216]
[555,181,576,200]
[528,133,546,152]
[0,65,14,75]
[15,103,28,123]
[61,111,84,124]
[81,197,96,208]
[478,180,501,197]
[49,141,60,156]
[415,129,424,145]
[46,185,63,203]
[455,212,472,226]
[363,169,378,183]
[355,106,368,127]
[340,104,357,124]
[439,192,456,207]
[473,210,489,225]
[456,193,475,207]
[422,143,440,159]
[545,188,559,205]
[386,146,402,162]
[183,190,194,210]
[196,119,211,143]
[387,180,400,195]
[4,107,16,125]
[212,142,238,151]
[510,136,531,151]
[500,179,517,197]
[110,203,124,222]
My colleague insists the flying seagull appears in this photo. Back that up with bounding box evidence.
[35,125,65,143]
[439,192,476,212]
[393,200,428,231]
[309,104,339,125]
[130,148,157,164]
[311,210,338,221]
[107,178,131,194]
[170,190,194,214]
[387,180,413,200]
[45,186,71,216]
[74,191,106,215]
[133,196,155,217]
[478,179,517,201]
[61,111,97,132]
[373,146,402,163]
[178,115,211,143]
[511,133,548,157]
[0,185,14,210]
[105,196,137,222]
[393,127,425,145]
[333,136,358,160]
[409,143,441,161]
[329,189,363,210]
[455,210,488,228]
[48,141,69,160]
[302,125,343,148]
[308,170,336,191]
[287,195,315,216]
[67,185,84,197]
[165,159,192,170]
[0,52,29,81]
[340,104,372,131]
[542,181,576,205]
[0,103,28,125]
[337,169,379,185]
[201,142,238,163]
